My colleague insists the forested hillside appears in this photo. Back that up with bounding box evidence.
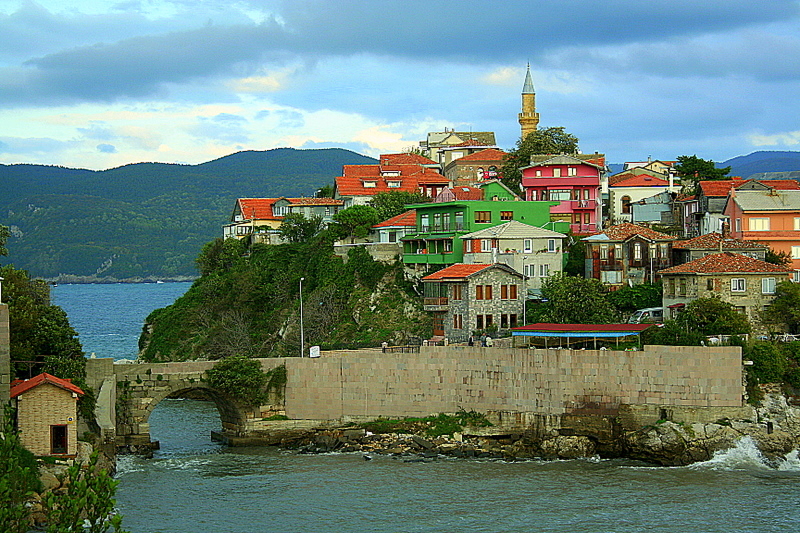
[0,148,376,280]
[138,237,431,360]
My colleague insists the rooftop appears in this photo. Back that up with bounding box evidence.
[659,251,790,275]
[11,373,85,398]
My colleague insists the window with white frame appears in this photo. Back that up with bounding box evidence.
[749,217,770,231]
[535,170,542,177]
[762,277,776,294]
[523,239,533,253]
[793,246,800,259]
[549,189,570,201]
[547,239,557,253]
[539,264,550,277]
[731,278,746,292]
[795,217,800,231]
[363,181,377,188]
[793,270,800,283]
[387,181,401,188]
[568,167,577,176]
[480,239,492,252]
[736,218,741,232]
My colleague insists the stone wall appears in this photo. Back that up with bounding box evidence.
[283,344,744,424]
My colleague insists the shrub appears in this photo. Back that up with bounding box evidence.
[205,355,269,406]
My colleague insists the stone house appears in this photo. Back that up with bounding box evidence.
[422,263,525,339]
[11,373,85,457]
[583,223,675,288]
[459,220,566,294]
[659,252,790,323]
[672,231,767,265]
[443,148,507,187]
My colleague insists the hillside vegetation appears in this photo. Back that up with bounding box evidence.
[138,237,431,361]
[0,148,376,280]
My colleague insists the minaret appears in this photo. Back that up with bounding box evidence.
[518,63,540,140]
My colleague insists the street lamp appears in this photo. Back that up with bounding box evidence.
[299,277,305,357]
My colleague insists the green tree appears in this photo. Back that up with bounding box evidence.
[0,406,41,533]
[765,247,792,267]
[677,296,751,336]
[316,184,334,198]
[206,355,269,405]
[195,237,246,276]
[761,281,800,334]
[562,235,585,276]
[278,213,323,243]
[532,273,617,324]
[745,342,787,384]
[674,155,731,195]
[0,224,9,256]
[606,282,663,315]
[330,205,380,243]
[501,127,580,191]
[369,191,431,222]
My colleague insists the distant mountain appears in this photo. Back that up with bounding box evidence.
[607,151,800,179]
[0,148,376,280]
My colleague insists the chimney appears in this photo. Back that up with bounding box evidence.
[721,220,730,240]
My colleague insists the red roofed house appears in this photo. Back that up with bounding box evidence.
[223,197,344,244]
[723,182,800,275]
[443,148,507,187]
[520,154,605,234]
[582,223,676,287]
[11,373,85,457]
[418,130,497,168]
[371,209,417,245]
[334,156,449,208]
[672,230,768,265]
[688,178,745,237]
[608,172,679,225]
[660,252,791,323]
[421,263,525,339]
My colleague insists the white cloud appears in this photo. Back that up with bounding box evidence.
[749,131,800,147]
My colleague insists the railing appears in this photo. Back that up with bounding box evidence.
[416,222,464,233]
[570,223,597,234]
[570,199,597,209]
[423,297,449,306]
[382,345,421,353]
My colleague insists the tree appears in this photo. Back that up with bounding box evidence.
[0,224,9,256]
[316,184,334,198]
[532,273,617,324]
[501,127,579,191]
[674,155,731,195]
[206,355,269,405]
[606,282,663,315]
[0,407,41,533]
[195,237,246,276]
[278,213,323,243]
[761,281,800,334]
[765,247,792,267]
[677,296,751,336]
[369,191,430,222]
[329,205,380,243]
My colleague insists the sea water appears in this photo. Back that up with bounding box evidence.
[52,283,800,533]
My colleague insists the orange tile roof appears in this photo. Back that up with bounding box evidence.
[673,232,767,250]
[610,174,670,188]
[287,197,344,206]
[736,179,800,190]
[422,263,493,280]
[591,222,675,241]
[373,210,417,228]
[455,148,508,162]
[11,373,85,398]
[608,172,639,185]
[659,252,790,274]
[446,140,491,148]
[237,198,280,220]
[336,163,446,197]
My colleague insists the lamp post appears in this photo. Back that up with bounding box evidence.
[299,277,305,357]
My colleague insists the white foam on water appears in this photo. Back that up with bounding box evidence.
[777,449,800,471]
[689,435,772,471]
[115,455,145,476]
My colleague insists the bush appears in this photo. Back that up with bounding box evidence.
[205,355,269,406]
[745,342,787,384]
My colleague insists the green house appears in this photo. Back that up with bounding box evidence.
[402,200,566,266]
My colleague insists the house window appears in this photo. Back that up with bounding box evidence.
[547,239,557,253]
[421,214,430,231]
[387,181,401,188]
[535,170,542,177]
[762,278,776,294]
[568,167,577,176]
[452,284,463,300]
[667,278,675,296]
[539,264,550,278]
[553,168,562,177]
[600,244,609,260]
[455,212,464,230]
[363,181,377,188]
[443,240,452,252]
[707,279,715,291]
[736,218,741,232]
[501,314,509,328]
[501,285,508,300]
[485,314,494,328]
[433,213,442,231]
[476,315,484,330]
[51,425,68,455]
[795,217,800,231]
[481,239,492,252]
[679,278,687,295]
[510,284,518,299]
[484,285,493,299]
[476,285,483,300]
[510,313,518,328]
[731,278,746,292]
[793,246,800,259]
[475,211,491,223]
[621,196,632,214]
[388,231,397,243]
[749,218,770,231]
[453,314,463,330]
[584,212,591,224]
[550,190,570,201]
[634,243,643,262]
[793,270,800,283]
[523,239,533,253]
[500,211,513,221]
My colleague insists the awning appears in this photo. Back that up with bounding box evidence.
[511,322,653,339]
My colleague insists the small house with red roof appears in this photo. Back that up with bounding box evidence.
[443,147,507,186]
[421,263,525,339]
[520,154,605,234]
[582,223,676,287]
[222,197,344,243]
[608,172,678,225]
[371,209,417,244]
[11,373,85,457]
[659,252,791,323]
[672,231,768,265]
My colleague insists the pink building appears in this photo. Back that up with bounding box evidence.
[520,154,604,235]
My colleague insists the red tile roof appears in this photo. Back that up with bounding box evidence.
[659,252,790,274]
[699,179,744,197]
[336,164,446,197]
[454,148,508,162]
[422,263,493,281]
[237,198,280,220]
[441,186,484,201]
[672,232,767,250]
[11,373,85,398]
[380,153,437,165]
[373,209,417,228]
[610,174,670,187]
[287,197,344,206]
[591,222,675,241]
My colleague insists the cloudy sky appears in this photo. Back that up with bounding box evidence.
[1,0,800,170]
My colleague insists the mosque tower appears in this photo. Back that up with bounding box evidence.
[518,63,540,139]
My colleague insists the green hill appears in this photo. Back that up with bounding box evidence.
[0,148,376,279]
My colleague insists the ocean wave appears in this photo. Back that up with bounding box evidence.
[689,435,800,471]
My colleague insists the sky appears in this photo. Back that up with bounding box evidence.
[2,0,800,170]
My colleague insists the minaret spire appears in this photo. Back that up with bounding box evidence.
[518,63,540,139]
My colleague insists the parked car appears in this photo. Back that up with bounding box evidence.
[628,307,664,324]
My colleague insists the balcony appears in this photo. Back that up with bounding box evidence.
[423,297,449,311]
[415,222,464,234]
[569,199,597,210]
[570,223,597,235]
